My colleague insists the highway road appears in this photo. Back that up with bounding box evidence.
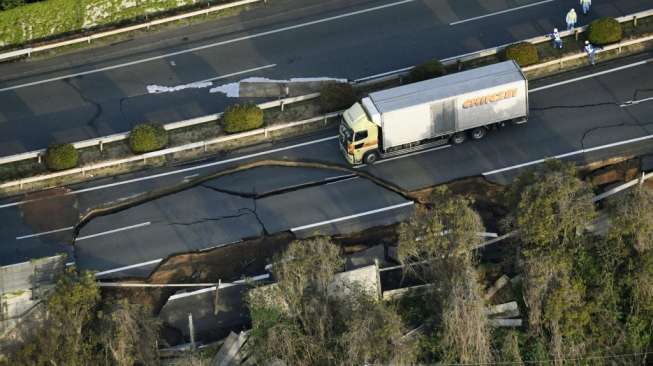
[1,51,652,278]
[0,0,650,155]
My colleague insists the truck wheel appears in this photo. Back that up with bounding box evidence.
[363,151,379,165]
[471,127,487,140]
[451,132,467,145]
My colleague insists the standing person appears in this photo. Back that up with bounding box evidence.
[566,8,577,30]
[584,40,596,65]
[580,0,591,14]
[550,28,563,49]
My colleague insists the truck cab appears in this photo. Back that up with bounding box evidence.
[339,102,379,165]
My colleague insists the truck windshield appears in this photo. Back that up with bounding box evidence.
[339,121,354,143]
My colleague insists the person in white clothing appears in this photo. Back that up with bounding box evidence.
[580,0,591,15]
[584,40,596,65]
[566,8,577,30]
[550,28,563,49]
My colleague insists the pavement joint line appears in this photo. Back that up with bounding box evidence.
[15,226,74,240]
[94,257,163,277]
[0,0,415,92]
[0,135,339,209]
[450,0,555,25]
[76,221,151,241]
[529,59,650,93]
[323,173,357,182]
[290,201,414,232]
[482,133,653,176]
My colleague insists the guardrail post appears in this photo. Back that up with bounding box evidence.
[575,29,579,41]
[37,154,42,165]
[324,115,327,126]
[634,16,638,27]
[639,171,645,186]
[264,127,268,138]
[280,100,285,112]
[203,141,207,152]
[99,140,103,152]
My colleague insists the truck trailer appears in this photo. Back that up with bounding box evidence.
[339,60,529,165]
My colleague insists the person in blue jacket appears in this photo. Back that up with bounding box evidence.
[584,40,596,65]
[580,0,591,15]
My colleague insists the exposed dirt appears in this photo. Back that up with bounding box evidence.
[102,232,294,314]
[412,176,508,232]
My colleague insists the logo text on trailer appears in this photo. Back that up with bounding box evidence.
[462,89,518,109]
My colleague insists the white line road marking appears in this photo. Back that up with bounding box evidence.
[529,59,650,93]
[620,96,653,108]
[76,221,151,241]
[94,258,163,277]
[0,135,339,209]
[450,0,555,25]
[482,133,653,175]
[290,201,414,232]
[0,0,415,92]
[16,226,74,240]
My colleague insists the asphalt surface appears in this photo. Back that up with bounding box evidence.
[1,50,653,277]
[0,0,650,155]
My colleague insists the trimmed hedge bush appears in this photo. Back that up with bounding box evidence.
[129,123,168,153]
[45,143,78,171]
[223,103,264,133]
[588,17,623,45]
[407,59,446,83]
[504,42,539,67]
[319,83,357,113]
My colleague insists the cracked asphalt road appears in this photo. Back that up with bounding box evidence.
[2,51,653,277]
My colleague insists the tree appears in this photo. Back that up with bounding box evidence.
[503,160,595,257]
[9,268,161,366]
[396,187,493,364]
[247,237,416,365]
[10,268,100,366]
[95,299,161,366]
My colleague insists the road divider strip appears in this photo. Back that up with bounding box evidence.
[290,201,414,232]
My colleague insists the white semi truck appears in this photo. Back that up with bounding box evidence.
[339,60,529,165]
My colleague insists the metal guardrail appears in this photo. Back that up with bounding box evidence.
[0,0,262,61]
[0,111,340,190]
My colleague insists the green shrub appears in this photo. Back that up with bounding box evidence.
[504,42,539,67]
[45,143,78,171]
[223,103,264,133]
[129,123,168,153]
[319,83,356,113]
[587,17,623,45]
[407,59,446,83]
